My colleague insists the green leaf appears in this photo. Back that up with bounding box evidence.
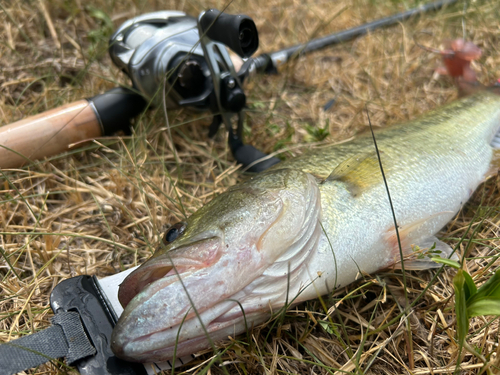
[88,7,113,29]
[318,320,334,334]
[453,270,469,347]
[463,271,477,302]
[470,269,500,303]
[304,120,330,142]
[86,6,114,43]
[430,256,460,269]
[467,297,500,318]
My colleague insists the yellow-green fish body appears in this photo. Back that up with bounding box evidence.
[111,89,500,363]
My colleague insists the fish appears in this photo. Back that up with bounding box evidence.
[111,88,500,363]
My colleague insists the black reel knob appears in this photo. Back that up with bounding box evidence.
[199,9,258,58]
[220,76,246,113]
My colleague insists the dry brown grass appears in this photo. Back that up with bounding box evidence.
[2,0,500,374]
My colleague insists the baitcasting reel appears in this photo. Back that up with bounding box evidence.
[109,9,277,171]
[1,2,455,170]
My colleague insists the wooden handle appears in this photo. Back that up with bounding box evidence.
[0,100,102,169]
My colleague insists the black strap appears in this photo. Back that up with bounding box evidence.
[0,311,96,375]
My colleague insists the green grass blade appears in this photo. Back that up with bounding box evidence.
[470,269,500,301]
[431,256,460,269]
[467,297,500,318]
[462,271,477,302]
[453,269,468,374]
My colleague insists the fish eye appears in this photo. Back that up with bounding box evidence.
[163,222,187,244]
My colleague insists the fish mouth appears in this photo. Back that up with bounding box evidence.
[118,261,176,308]
[112,234,245,362]
[112,245,270,362]
[118,236,222,308]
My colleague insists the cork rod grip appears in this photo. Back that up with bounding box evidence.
[0,100,102,169]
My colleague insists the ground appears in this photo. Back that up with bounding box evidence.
[2,0,500,374]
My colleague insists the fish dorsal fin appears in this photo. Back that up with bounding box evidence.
[322,151,386,197]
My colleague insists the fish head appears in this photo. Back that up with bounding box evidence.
[111,168,321,362]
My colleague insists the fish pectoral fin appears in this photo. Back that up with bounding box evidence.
[322,151,386,197]
[389,236,458,271]
[383,212,458,270]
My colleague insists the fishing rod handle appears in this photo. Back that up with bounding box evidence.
[0,88,147,169]
[0,100,102,169]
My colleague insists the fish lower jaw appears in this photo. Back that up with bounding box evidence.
[114,311,269,363]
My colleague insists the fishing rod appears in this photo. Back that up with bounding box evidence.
[0,0,456,173]
[0,1,459,375]
[253,0,457,73]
